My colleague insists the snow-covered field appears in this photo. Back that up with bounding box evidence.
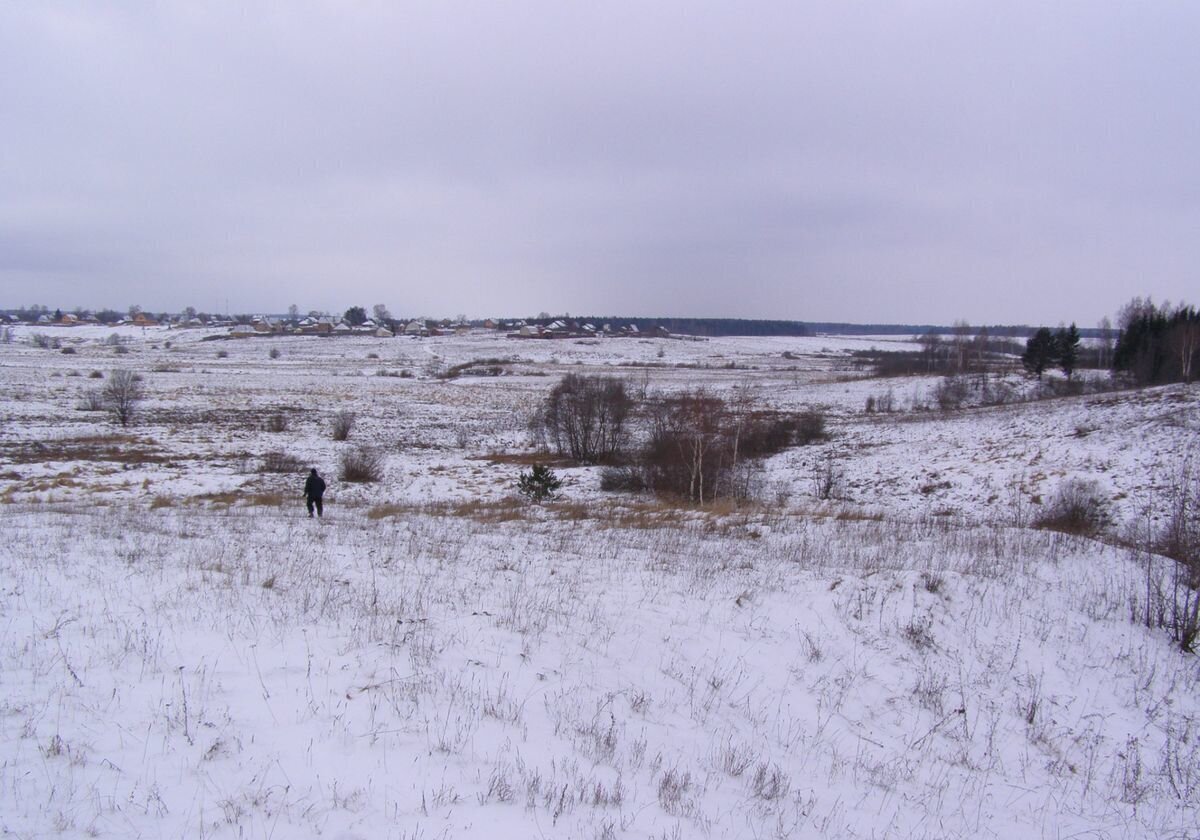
[2,325,1198,839]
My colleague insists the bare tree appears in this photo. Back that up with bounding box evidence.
[951,320,972,374]
[918,331,943,373]
[1097,316,1115,369]
[644,390,729,503]
[104,369,143,427]
[539,374,633,464]
[1169,311,1200,383]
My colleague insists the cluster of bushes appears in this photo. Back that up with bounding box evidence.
[534,374,826,504]
[438,357,513,379]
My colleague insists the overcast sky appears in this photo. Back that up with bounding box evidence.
[2,2,1197,325]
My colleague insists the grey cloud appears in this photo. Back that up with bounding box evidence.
[2,2,1198,323]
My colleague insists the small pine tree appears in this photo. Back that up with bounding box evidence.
[517,464,562,503]
[1056,323,1080,380]
[1022,327,1057,380]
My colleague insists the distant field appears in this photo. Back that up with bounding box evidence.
[1,325,1197,839]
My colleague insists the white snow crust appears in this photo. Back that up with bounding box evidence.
[1,326,1197,839]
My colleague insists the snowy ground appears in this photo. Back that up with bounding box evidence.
[1,326,1198,839]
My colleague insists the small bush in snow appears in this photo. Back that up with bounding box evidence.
[77,389,107,411]
[1034,478,1106,536]
[340,447,384,483]
[260,451,303,473]
[599,466,646,493]
[266,413,289,433]
[749,762,791,801]
[813,454,840,500]
[934,375,970,411]
[331,410,355,441]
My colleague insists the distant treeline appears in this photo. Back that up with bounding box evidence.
[804,323,1114,339]
[537,317,813,337]
[540,318,1115,338]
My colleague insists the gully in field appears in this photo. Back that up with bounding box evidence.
[304,468,326,518]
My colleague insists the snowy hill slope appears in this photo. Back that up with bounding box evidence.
[1,328,1198,838]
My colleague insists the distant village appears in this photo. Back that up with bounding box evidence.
[0,306,674,340]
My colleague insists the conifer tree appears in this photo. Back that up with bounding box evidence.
[1056,323,1080,380]
[1022,328,1057,379]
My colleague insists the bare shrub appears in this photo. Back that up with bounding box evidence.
[440,357,512,379]
[77,389,107,412]
[103,369,143,427]
[794,410,827,445]
[88,370,104,379]
[1151,462,1200,651]
[599,466,646,493]
[260,451,303,473]
[1034,478,1106,536]
[656,767,692,816]
[738,414,801,456]
[717,742,756,778]
[749,762,791,801]
[454,425,471,449]
[268,347,281,359]
[813,454,840,500]
[901,618,935,651]
[216,349,229,358]
[340,447,384,482]
[934,375,970,411]
[266,414,289,433]
[31,333,60,349]
[331,410,356,441]
[874,389,896,413]
[60,346,76,355]
[538,373,632,464]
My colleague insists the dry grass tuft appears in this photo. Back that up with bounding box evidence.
[195,490,287,508]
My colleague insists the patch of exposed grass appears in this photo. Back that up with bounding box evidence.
[195,490,287,508]
[476,452,576,468]
[1,435,167,465]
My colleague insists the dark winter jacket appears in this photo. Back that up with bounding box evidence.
[304,471,326,499]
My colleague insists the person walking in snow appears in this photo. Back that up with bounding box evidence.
[304,468,326,518]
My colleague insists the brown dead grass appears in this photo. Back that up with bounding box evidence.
[474,452,576,468]
[2,434,167,465]
[369,496,529,523]
[194,490,288,508]
[367,494,784,533]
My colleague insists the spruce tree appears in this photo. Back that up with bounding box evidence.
[1022,328,1057,379]
[1056,323,1080,380]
